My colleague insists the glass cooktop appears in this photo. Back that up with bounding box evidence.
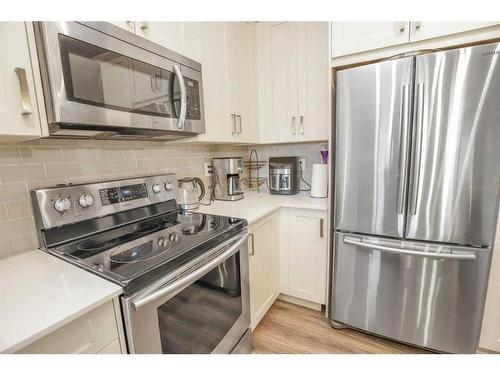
[52,211,246,293]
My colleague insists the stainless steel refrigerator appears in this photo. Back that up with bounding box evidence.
[331,42,500,353]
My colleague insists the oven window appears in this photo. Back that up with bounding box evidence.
[157,253,242,354]
[58,34,176,118]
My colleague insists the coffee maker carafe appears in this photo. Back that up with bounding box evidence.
[212,157,244,201]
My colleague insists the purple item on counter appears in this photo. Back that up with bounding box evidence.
[321,149,329,164]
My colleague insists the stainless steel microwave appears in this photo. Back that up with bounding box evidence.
[34,22,205,140]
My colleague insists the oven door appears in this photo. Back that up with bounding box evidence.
[35,22,204,135]
[122,232,250,354]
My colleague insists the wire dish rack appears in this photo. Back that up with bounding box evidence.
[242,149,267,192]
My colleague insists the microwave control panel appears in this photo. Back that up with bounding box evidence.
[185,77,201,120]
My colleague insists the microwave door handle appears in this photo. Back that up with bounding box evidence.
[343,237,476,261]
[173,65,187,129]
[131,233,248,311]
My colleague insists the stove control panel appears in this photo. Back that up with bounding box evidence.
[32,174,178,230]
[99,183,148,206]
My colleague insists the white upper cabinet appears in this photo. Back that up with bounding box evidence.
[331,21,500,60]
[182,22,257,144]
[331,22,410,57]
[225,22,256,143]
[409,21,499,42]
[0,22,45,142]
[135,21,202,62]
[110,21,136,33]
[257,22,330,144]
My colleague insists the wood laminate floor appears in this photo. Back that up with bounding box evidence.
[251,300,430,354]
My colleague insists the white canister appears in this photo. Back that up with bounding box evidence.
[310,164,328,198]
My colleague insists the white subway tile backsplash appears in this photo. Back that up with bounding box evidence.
[45,162,83,179]
[0,164,46,183]
[0,140,327,259]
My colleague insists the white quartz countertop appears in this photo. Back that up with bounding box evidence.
[199,190,328,224]
[0,250,122,353]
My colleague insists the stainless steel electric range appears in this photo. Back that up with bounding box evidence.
[31,174,251,354]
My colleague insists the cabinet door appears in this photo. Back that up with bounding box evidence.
[288,209,327,304]
[297,22,330,142]
[197,22,233,142]
[225,22,256,143]
[135,22,202,62]
[248,212,279,329]
[110,21,135,33]
[0,22,43,140]
[18,300,119,354]
[263,22,299,143]
[479,204,500,353]
[410,21,499,42]
[331,22,410,57]
[136,22,185,54]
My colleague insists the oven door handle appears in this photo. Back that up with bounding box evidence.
[173,64,187,130]
[131,233,248,311]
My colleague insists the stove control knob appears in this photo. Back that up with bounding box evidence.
[157,237,168,247]
[169,233,178,242]
[78,193,94,208]
[54,197,72,213]
[164,182,174,191]
[152,183,161,194]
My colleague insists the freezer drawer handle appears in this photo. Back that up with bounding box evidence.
[343,237,476,261]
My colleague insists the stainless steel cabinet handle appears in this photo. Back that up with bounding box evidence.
[132,233,248,310]
[414,21,421,30]
[173,65,186,129]
[231,114,237,135]
[300,115,304,134]
[249,233,255,256]
[398,22,406,33]
[140,22,149,31]
[237,114,242,135]
[291,116,296,135]
[397,85,410,215]
[343,237,475,261]
[15,68,33,115]
[320,218,324,238]
[410,82,424,215]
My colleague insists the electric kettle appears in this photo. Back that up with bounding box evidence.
[177,177,205,211]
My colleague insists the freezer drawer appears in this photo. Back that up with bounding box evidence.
[331,232,490,353]
[335,57,413,238]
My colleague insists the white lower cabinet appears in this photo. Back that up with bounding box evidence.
[479,209,500,353]
[248,211,280,329]
[281,208,328,306]
[17,299,125,354]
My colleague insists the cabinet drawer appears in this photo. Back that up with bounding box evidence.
[97,339,122,354]
[18,301,119,354]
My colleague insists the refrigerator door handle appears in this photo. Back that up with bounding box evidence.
[397,84,410,215]
[410,82,425,215]
[343,237,476,261]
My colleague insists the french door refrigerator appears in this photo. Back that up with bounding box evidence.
[331,42,500,353]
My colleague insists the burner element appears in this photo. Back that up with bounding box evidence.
[107,238,172,263]
[78,237,118,251]
[170,213,223,236]
[125,222,162,235]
